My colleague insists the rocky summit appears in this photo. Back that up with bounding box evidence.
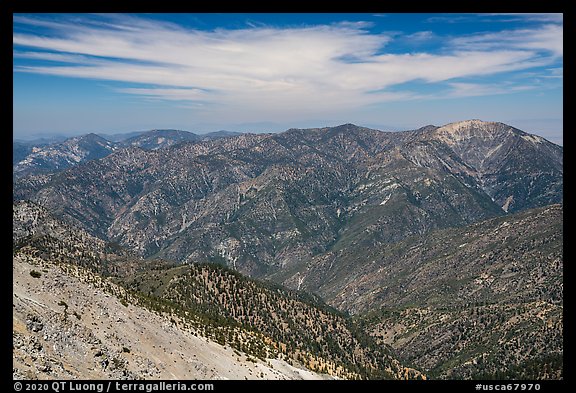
[13,120,563,380]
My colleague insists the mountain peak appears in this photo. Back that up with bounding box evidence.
[438,119,503,132]
[79,133,109,142]
[432,119,515,144]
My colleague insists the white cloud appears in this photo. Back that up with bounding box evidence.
[484,13,563,23]
[450,24,563,57]
[114,87,213,102]
[544,67,563,78]
[447,82,536,98]
[404,31,435,42]
[13,50,102,64]
[13,14,562,121]
[427,13,563,24]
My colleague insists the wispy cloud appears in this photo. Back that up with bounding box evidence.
[427,13,563,24]
[450,24,563,57]
[447,82,537,98]
[114,87,214,102]
[14,50,98,64]
[13,14,562,121]
[544,67,563,78]
[425,15,475,24]
[484,13,563,23]
[404,31,435,42]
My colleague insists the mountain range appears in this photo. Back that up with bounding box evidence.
[13,119,563,380]
[13,120,562,275]
[13,129,243,178]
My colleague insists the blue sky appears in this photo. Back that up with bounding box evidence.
[13,13,563,144]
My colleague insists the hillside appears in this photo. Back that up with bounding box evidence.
[13,254,332,380]
[278,204,562,313]
[13,121,562,280]
[13,201,421,380]
[272,205,562,379]
[13,134,117,178]
[13,129,244,179]
[122,263,421,379]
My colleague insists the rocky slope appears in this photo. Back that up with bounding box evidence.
[274,204,562,379]
[13,129,243,178]
[410,120,563,213]
[13,200,151,277]
[13,121,562,280]
[278,204,563,313]
[123,129,243,150]
[363,300,562,380]
[14,141,39,165]
[13,133,117,178]
[122,129,202,150]
[13,253,332,380]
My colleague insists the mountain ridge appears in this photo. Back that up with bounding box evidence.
[13,120,562,278]
[13,128,246,179]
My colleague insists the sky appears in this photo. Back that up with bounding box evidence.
[13,13,563,145]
